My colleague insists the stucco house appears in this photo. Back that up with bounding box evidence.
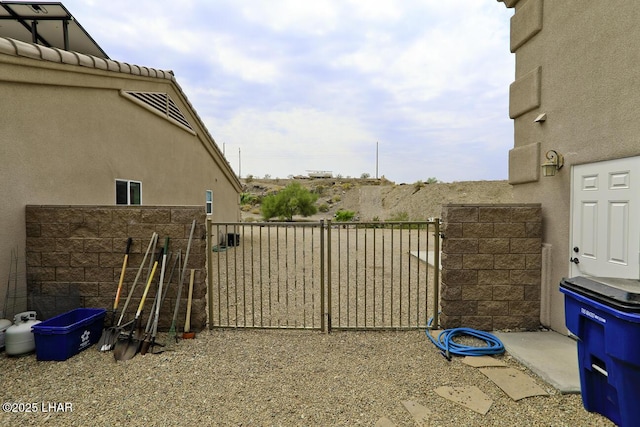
[500,0,640,332]
[0,2,241,318]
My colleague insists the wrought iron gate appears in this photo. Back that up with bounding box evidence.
[206,219,440,332]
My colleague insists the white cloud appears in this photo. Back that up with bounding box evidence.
[59,0,514,183]
[208,38,281,84]
[239,0,340,35]
[206,108,376,178]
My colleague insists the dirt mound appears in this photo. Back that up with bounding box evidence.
[241,178,513,221]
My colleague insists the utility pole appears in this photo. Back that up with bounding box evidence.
[238,147,241,179]
[376,141,379,179]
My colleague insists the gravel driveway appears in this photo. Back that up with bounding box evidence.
[0,329,613,426]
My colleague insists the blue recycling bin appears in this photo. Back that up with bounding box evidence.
[32,308,106,361]
[560,276,640,427]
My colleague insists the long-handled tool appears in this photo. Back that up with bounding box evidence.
[161,250,180,308]
[97,237,132,350]
[113,249,162,361]
[140,250,175,352]
[140,250,170,352]
[182,269,196,339]
[167,220,196,346]
[145,250,179,354]
[100,233,157,352]
[141,237,169,355]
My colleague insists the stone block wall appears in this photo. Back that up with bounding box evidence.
[440,204,542,331]
[25,205,207,331]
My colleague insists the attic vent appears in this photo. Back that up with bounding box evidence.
[120,91,195,134]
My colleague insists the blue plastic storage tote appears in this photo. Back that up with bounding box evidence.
[32,308,106,361]
[560,276,640,427]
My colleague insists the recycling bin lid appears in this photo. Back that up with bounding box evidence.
[560,276,640,313]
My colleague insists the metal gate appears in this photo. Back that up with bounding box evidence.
[206,219,440,332]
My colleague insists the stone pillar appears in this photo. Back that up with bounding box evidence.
[440,204,542,331]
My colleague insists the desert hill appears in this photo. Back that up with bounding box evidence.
[240,177,513,222]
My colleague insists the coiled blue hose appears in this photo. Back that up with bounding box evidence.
[426,318,505,360]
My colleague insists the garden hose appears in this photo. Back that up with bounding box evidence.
[426,318,505,361]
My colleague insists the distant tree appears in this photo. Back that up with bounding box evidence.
[261,182,319,221]
[426,177,438,184]
[360,173,371,179]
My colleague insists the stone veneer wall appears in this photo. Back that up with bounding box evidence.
[440,204,542,331]
[25,205,207,330]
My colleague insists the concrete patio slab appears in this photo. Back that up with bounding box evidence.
[494,331,581,394]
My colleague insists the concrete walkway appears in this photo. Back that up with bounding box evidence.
[494,331,581,394]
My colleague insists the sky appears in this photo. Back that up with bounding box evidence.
[64,0,514,183]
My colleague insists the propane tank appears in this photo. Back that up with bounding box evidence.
[0,317,11,350]
[5,311,41,356]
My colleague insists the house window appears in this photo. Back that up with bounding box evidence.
[206,190,213,215]
[116,180,142,205]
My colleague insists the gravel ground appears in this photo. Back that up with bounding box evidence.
[0,329,613,426]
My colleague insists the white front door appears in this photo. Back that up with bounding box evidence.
[571,156,640,279]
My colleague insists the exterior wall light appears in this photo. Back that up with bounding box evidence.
[534,113,547,123]
[541,150,564,177]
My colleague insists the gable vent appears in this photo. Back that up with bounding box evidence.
[120,90,196,134]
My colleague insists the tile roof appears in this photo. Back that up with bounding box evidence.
[0,35,243,190]
[0,36,174,80]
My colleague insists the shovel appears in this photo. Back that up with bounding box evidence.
[182,269,196,339]
[167,220,196,346]
[99,233,157,351]
[113,249,162,361]
[141,237,169,355]
[97,237,132,350]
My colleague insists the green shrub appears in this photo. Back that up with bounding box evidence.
[313,185,327,195]
[240,192,258,206]
[261,182,318,221]
[334,210,356,221]
[387,211,410,222]
[318,203,329,213]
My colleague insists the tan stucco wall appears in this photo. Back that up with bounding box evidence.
[0,50,241,315]
[501,0,640,331]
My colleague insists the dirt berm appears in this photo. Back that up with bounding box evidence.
[241,178,514,221]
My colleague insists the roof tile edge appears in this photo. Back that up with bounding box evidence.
[35,44,62,62]
[0,36,173,81]
[8,38,41,60]
[53,47,79,66]
[0,37,17,56]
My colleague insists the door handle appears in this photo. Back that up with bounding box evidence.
[570,257,580,264]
